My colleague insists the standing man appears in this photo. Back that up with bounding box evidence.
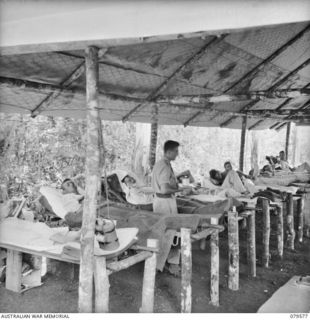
[152,140,190,215]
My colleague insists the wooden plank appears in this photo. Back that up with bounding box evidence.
[262,198,271,268]
[6,249,22,292]
[239,115,247,172]
[228,208,239,290]
[181,228,192,313]
[210,231,220,306]
[140,239,159,313]
[107,251,152,273]
[275,204,284,258]
[94,256,109,313]
[78,46,101,313]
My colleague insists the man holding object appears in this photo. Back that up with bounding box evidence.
[152,140,191,215]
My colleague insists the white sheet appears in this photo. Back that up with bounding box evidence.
[0,218,67,252]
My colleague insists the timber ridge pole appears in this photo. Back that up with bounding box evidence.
[218,24,310,128]
[78,46,101,313]
[239,115,247,172]
[121,35,226,122]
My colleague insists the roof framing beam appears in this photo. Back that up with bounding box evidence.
[157,88,310,105]
[176,24,310,126]
[121,35,225,122]
[31,48,107,117]
[0,76,144,104]
[218,23,310,128]
[223,23,310,93]
[221,58,310,128]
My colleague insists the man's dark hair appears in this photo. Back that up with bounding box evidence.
[121,175,130,183]
[61,178,77,192]
[209,169,218,180]
[164,140,180,153]
[62,178,73,185]
[224,161,231,167]
[280,150,285,154]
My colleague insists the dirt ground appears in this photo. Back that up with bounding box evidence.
[0,213,309,313]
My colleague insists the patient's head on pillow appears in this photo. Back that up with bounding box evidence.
[121,175,136,188]
[61,178,78,195]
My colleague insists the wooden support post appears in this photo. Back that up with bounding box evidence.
[78,46,101,313]
[285,122,291,160]
[239,115,248,172]
[140,239,159,313]
[262,198,271,267]
[210,231,220,306]
[228,208,239,290]
[286,193,295,250]
[149,121,158,171]
[247,211,256,277]
[276,204,284,258]
[6,249,22,292]
[297,195,305,243]
[181,228,192,313]
[94,256,109,313]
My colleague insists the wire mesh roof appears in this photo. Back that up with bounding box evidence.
[0,21,310,130]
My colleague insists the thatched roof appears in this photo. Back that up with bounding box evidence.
[0,20,310,130]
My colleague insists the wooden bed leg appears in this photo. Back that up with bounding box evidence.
[297,195,305,243]
[140,239,159,313]
[276,204,284,258]
[262,198,270,268]
[181,228,192,313]
[286,193,295,250]
[210,231,220,306]
[6,249,22,292]
[94,256,109,313]
[228,208,239,291]
[247,211,256,277]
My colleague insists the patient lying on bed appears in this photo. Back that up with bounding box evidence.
[35,179,84,228]
[208,161,257,196]
[121,174,154,211]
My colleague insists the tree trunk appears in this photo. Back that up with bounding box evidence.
[132,123,151,183]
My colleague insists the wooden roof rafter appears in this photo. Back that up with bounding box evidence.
[186,23,310,127]
[121,35,226,122]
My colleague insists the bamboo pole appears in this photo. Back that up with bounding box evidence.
[228,208,239,290]
[181,228,192,313]
[286,193,295,250]
[285,122,291,160]
[262,198,271,268]
[276,204,284,258]
[210,231,220,306]
[78,46,101,313]
[239,115,247,172]
[94,256,109,313]
[297,195,305,243]
[247,211,256,277]
[140,239,159,313]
